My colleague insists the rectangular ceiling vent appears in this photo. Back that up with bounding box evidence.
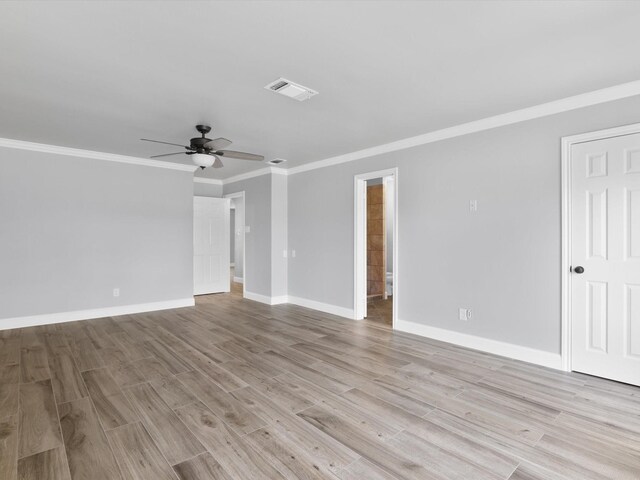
[264,77,318,102]
[267,158,287,165]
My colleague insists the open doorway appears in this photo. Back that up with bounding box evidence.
[354,168,398,328]
[224,191,245,298]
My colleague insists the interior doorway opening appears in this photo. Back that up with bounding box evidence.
[224,191,246,298]
[354,168,398,328]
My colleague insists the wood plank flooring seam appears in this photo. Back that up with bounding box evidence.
[123,382,205,465]
[505,462,522,480]
[105,421,180,479]
[7,290,640,480]
[48,380,74,480]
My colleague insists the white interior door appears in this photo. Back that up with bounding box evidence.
[194,196,230,295]
[571,132,640,385]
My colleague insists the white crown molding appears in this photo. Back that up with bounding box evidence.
[395,319,562,370]
[9,80,636,181]
[270,167,289,176]
[197,80,640,183]
[0,137,197,172]
[194,176,224,185]
[0,298,195,331]
[220,166,288,185]
[284,79,640,176]
[221,167,272,185]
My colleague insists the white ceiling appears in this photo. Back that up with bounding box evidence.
[1,1,640,179]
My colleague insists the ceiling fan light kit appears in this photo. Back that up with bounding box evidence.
[141,124,264,169]
[191,153,214,168]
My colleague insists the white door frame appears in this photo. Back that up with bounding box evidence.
[224,191,246,299]
[561,122,640,372]
[354,168,398,327]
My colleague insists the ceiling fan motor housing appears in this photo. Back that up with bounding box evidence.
[196,125,211,135]
[141,124,264,167]
[191,125,214,153]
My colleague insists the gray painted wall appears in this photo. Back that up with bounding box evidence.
[0,148,194,321]
[230,208,235,263]
[271,174,288,298]
[194,181,223,198]
[385,177,394,274]
[224,175,271,297]
[288,95,640,354]
[231,196,244,279]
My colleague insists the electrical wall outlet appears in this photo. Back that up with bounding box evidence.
[113,288,120,298]
[283,249,288,258]
[469,200,478,212]
[292,250,296,258]
[459,308,471,321]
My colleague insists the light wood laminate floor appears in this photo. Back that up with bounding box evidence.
[1,289,639,480]
[366,296,393,327]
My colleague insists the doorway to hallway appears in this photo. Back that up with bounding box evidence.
[354,169,398,328]
[224,191,246,298]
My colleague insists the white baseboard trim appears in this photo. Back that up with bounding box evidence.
[242,292,353,317]
[0,298,195,331]
[271,295,289,305]
[287,296,355,320]
[233,276,244,284]
[395,319,562,370]
[243,291,274,305]
[243,292,289,306]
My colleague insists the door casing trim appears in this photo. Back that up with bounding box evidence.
[561,122,640,372]
[354,168,399,327]
[224,191,246,299]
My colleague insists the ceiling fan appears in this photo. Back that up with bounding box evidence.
[141,125,264,169]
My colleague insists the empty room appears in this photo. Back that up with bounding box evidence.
[1,1,640,479]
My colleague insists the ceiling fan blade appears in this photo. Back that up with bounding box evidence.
[149,152,187,158]
[212,156,224,168]
[141,138,190,149]
[216,150,264,161]
[204,137,232,151]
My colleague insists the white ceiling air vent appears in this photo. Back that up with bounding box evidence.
[264,78,318,102]
[267,158,287,165]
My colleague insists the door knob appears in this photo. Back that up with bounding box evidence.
[573,266,585,274]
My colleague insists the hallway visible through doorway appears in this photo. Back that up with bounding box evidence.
[364,176,394,327]
[366,296,392,328]
[230,266,243,296]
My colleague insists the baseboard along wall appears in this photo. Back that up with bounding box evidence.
[0,298,195,331]
[395,318,562,370]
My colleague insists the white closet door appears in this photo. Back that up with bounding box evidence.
[194,196,230,295]
[570,133,640,386]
